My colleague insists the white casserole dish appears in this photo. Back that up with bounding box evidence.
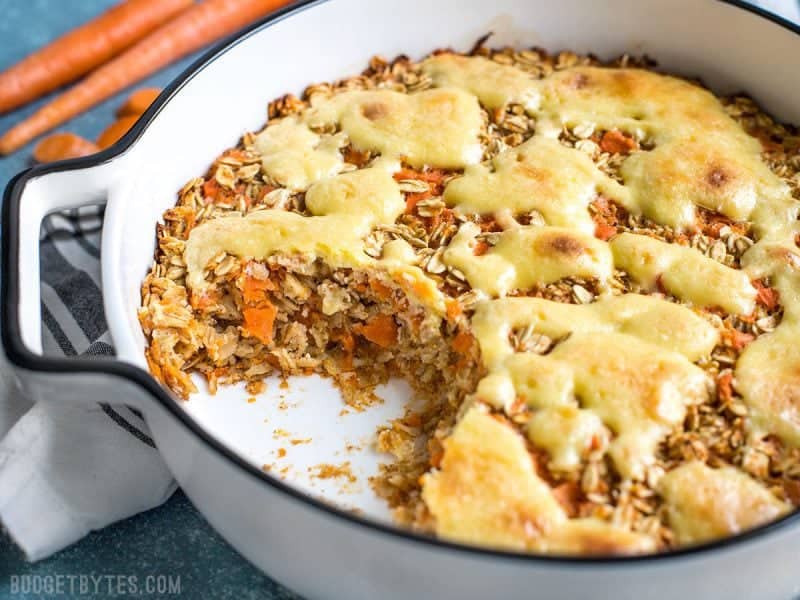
[4,0,800,597]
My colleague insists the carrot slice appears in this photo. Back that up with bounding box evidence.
[0,0,191,115]
[451,331,473,354]
[242,273,276,304]
[368,278,393,301]
[594,223,617,241]
[116,87,161,117]
[752,279,780,310]
[717,371,734,404]
[33,132,98,162]
[96,115,140,149]
[0,0,293,154]
[243,304,277,345]
[599,129,638,155]
[355,315,397,348]
[728,329,754,351]
[445,299,463,320]
[472,240,490,256]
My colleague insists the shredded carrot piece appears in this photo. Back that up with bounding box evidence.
[452,331,473,354]
[472,240,490,256]
[393,168,447,184]
[598,129,638,155]
[405,191,431,214]
[242,272,275,305]
[445,299,463,320]
[243,303,277,345]
[594,223,617,241]
[752,279,780,310]
[368,278,393,301]
[717,371,734,404]
[203,178,221,199]
[354,314,397,348]
[190,290,217,310]
[728,329,755,351]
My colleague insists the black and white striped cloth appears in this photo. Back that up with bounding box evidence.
[0,207,175,561]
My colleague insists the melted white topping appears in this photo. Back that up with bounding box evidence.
[610,232,757,314]
[658,461,789,545]
[444,223,613,296]
[306,87,483,168]
[254,116,346,191]
[421,53,540,111]
[444,136,620,234]
[527,406,609,472]
[423,407,654,553]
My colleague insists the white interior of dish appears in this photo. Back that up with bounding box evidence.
[100,0,800,521]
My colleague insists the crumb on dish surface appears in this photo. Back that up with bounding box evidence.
[139,44,800,555]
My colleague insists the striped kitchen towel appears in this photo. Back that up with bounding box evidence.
[0,206,176,562]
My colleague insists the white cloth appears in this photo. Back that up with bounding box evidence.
[0,208,176,561]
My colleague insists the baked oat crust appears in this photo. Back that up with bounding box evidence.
[139,44,800,555]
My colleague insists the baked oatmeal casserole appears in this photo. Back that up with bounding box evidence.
[138,44,800,555]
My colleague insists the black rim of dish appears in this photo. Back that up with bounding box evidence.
[4,0,800,566]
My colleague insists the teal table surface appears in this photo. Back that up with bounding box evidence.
[0,1,298,598]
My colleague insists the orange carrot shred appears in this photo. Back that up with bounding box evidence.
[717,371,734,403]
[242,274,275,305]
[354,315,397,348]
[0,0,293,154]
[405,191,431,214]
[594,223,617,241]
[33,132,98,163]
[452,331,473,354]
[599,129,638,155]
[368,279,393,301]
[0,0,190,116]
[472,240,490,256]
[445,299,463,321]
[728,329,754,351]
[243,303,277,345]
[203,179,222,201]
[753,279,780,310]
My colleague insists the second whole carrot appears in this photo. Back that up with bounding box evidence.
[0,0,294,155]
[0,0,192,115]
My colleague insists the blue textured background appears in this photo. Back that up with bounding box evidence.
[0,1,798,599]
[0,1,298,598]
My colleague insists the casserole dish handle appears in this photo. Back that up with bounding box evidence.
[2,160,156,413]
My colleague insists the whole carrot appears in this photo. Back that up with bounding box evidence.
[0,0,192,115]
[0,0,292,155]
